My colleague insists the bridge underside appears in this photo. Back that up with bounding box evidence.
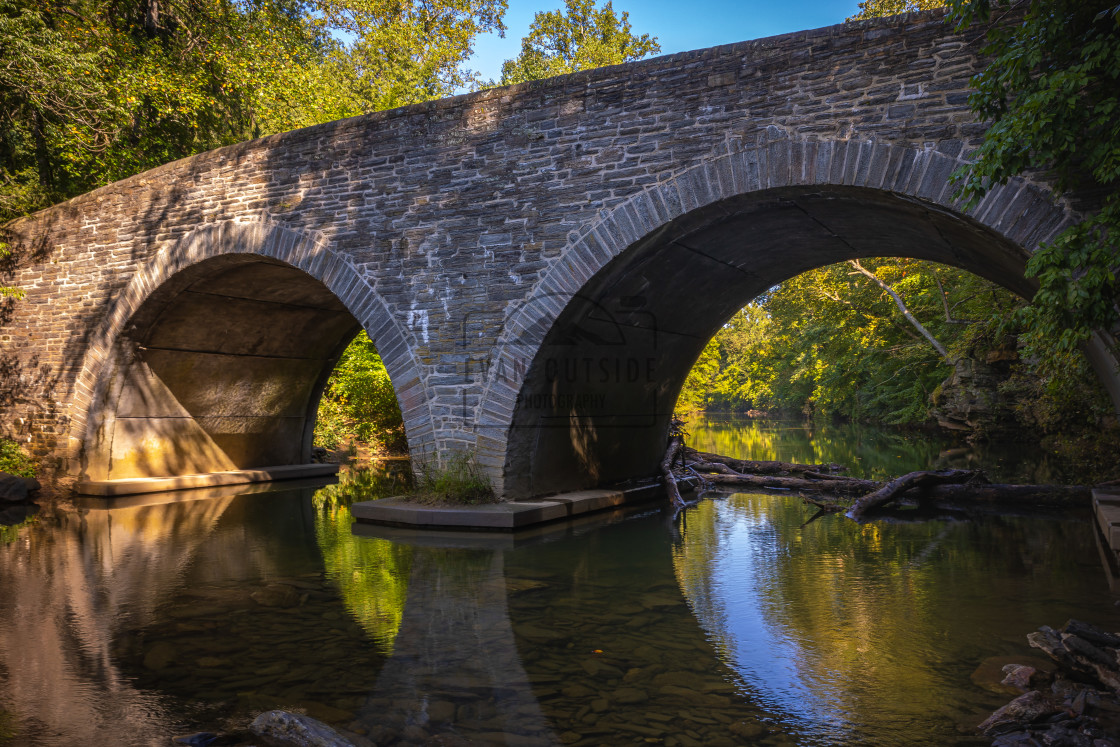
[81,256,360,482]
[502,186,1037,499]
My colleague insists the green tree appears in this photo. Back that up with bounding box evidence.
[314,332,408,454]
[0,0,111,218]
[851,1,1120,407]
[848,0,944,21]
[0,0,507,221]
[676,337,720,415]
[681,257,1112,433]
[313,0,506,111]
[498,0,658,86]
[0,0,339,219]
[946,0,1120,363]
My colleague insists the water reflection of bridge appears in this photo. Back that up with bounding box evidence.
[0,484,756,745]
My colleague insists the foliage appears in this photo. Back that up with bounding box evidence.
[842,0,1120,428]
[676,337,720,414]
[0,437,35,478]
[0,241,22,298]
[412,451,494,504]
[316,0,506,110]
[848,0,944,21]
[0,0,506,221]
[314,332,407,455]
[678,259,1111,430]
[0,0,328,219]
[498,0,658,85]
[945,0,1120,358]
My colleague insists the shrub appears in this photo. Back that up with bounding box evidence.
[0,438,35,478]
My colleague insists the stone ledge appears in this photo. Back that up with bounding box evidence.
[350,479,691,532]
[76,463,340,496]
[1093,489,1120,552]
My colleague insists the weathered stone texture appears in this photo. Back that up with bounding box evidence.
[0,9,1097,495]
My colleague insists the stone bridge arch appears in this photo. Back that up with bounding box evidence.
[71,217,432,482]
[7,9,1120,497]
[478,137,1115,499]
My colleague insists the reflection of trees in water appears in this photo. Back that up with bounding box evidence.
[315,501,412,653]
[313,465,415,652]
[672,493,1119,742]
[0,485,379,744]
[688,416,958,480]
[688,414,1084,483]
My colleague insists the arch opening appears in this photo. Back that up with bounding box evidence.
[80,255,405,482]
[500,185,1109,499]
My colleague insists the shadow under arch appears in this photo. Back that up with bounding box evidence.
[487,139,1118,499]
[71,218,431,482]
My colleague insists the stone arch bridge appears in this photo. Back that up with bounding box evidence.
[4,10,1116,498]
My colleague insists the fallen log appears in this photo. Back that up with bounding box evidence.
[686,460,744,476]
[684,449,844,475]
[703,472,880,494]
[801,470,868,482]
[847,469,978,519]
[699,470,1090,513]
[661,435,686,509]
[680,447,1093,517]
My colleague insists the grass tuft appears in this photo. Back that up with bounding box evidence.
[411,452,495,505]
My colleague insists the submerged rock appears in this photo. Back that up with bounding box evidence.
[979,620,1120,745]
[249,710,355,747]
[171,733,222,746]
[250,584,303,608]
[1001,664,1051,692]
[972,655,1055,694]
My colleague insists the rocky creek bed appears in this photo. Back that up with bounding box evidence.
[128,569,793,746]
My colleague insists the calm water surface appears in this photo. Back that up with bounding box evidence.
[0,420,1116,746]
[688,413,1088,483]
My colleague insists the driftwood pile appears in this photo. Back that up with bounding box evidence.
[661,443,1093,518]
[979,620,1120,745]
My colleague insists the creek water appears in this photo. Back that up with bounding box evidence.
[0,417,1117,746]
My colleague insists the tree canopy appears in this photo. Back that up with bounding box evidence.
[947,0,1120,359]
[676,258,1110,435]
[848,0,944,21]
[852,0,1120,361]
[0,0,506,221]
[498,0,658,86]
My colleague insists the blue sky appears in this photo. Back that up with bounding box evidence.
[467,0,863,83]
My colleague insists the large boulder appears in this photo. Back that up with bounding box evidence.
[249,711,355,747]
[0,472,39,503]
[929,357,1018,435]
